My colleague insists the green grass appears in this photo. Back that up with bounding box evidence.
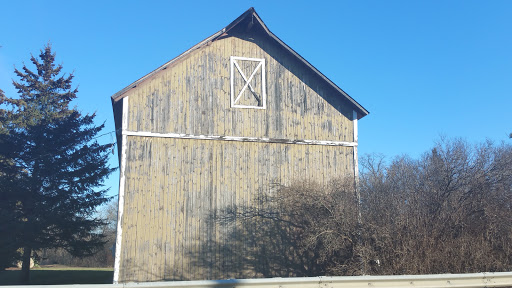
[0,267,114,285]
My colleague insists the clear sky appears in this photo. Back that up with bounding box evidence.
[1,0,511,197]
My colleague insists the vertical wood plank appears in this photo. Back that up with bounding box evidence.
[119,33,360,282]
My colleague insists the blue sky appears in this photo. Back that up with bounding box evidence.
[1,1,511,197]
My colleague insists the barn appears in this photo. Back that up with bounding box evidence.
[111,7,369,283]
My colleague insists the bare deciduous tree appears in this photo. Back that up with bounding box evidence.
[360,139,512,274]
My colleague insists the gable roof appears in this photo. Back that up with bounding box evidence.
[111,7,369,119]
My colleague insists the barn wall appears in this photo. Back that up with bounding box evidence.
[116,28,359,283]
[125,32,354,143]
[119,136,355,282]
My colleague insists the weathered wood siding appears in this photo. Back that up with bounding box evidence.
[116,28,357,282]
[124,31,354,142]
[119,137,354,282]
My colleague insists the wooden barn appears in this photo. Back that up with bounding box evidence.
[111,8,369,283]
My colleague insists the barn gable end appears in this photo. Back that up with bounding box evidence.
[112,8,368,283]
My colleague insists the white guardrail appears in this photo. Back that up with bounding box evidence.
[4,272,512,288]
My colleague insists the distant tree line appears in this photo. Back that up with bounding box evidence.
[38,197,117,268]
[192,138,512,277]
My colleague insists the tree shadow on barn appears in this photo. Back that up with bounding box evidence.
[186,183,347,280]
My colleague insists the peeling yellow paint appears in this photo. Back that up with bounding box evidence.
[118,33,357,282]
[126,35,353,142]
[120,136,354,281]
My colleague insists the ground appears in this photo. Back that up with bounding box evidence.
[0,265,114,285]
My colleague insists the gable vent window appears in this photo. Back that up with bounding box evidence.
[230,56,266,109]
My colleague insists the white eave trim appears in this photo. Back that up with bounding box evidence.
[113,96,129,284]
[353,110,359,178]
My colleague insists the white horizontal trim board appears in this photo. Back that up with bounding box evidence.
[5,272,512,288]
[123,130,358,147]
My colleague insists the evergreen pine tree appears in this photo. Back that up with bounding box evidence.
[0,44,115,283]
[0,88,22,271]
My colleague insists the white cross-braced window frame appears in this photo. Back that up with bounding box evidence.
[230,56,266,109]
